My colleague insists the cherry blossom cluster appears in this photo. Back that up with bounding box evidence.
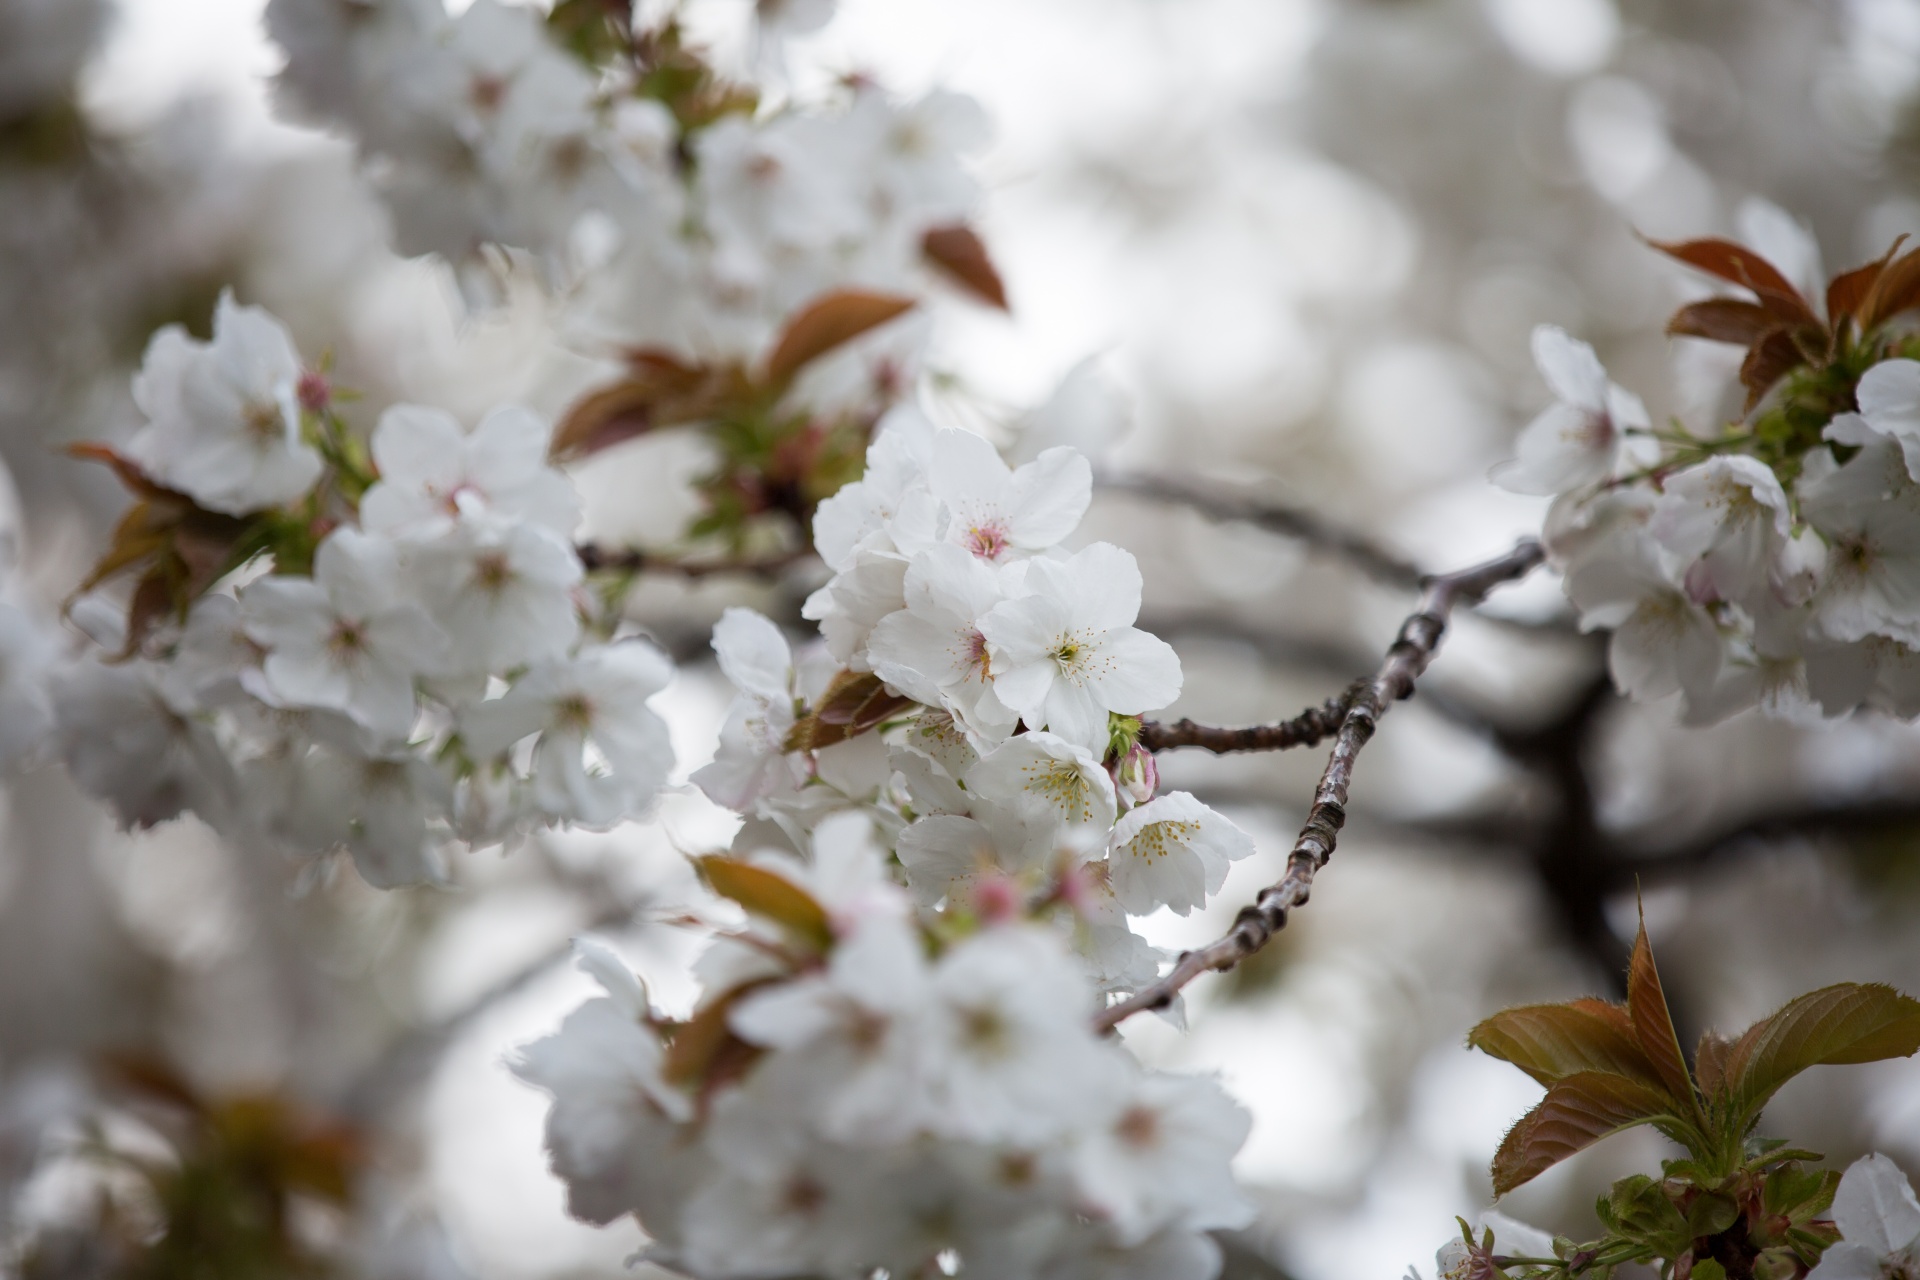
[48,293,674,886]
[269,0,987,364]
[518,815,1254,1280]
[517,417,1266,1276]
[1495,210,1920,725]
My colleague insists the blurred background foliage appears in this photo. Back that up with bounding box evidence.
[6,0,1920,1277]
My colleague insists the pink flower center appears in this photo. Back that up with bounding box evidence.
[964,629,991,677]
[963,522,1010,560]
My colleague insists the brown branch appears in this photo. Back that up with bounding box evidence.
[1095,538,1546,1032]
[1138,682,1363,754]
[576,542,810,578]
[1098,470,1424,589]
[1614,797,1920,887]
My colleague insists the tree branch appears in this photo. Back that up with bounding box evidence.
[1098,470,1424,589]
[1138,683,1363,755]
[576,542,810,578]
[1095,538,1546,1032]
[1611,797,1920,887]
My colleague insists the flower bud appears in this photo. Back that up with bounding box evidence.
[297,369,331,413]
[971,871,1022,924]
[1109,741,1158,809]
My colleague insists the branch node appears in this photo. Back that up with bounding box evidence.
[1093,538,1543,1033]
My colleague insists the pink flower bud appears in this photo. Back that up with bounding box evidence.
[971,872,1021,924]
[1053,859,1095,916]
[1109,742,1158,809]
[297,370,331,413]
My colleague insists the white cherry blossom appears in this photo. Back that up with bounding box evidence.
[51,657,238,830]
[408,518,582,677]
[929,429,1091,563]
[0,601,55,773]
[810,404,938,571]
[1069,1070,1253,1246]
[966,730,1119,845]
[241,529,444,741]
[1106,792,1255,917]
[462,642,675,829]
[1802,450,1920,646]
[1650,455,1792,606]
[692,608,807,812]
[125,292,322,516]
[728,912,933,1143]
[276,747,453,888]
[1563,523,1725,706]
[922,926,1117,1143]
[512,941,699,1228]
[1845,360,1920,482]
[1807,1154,1920,1280]
[867,542,1024,742]
[978,543,1182,753]
[1491,325,1648,496]
[361,402,579,538]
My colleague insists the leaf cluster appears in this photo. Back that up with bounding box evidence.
[1467,919,1920,1279]
[1655,234,1920,474]
[552,289,931,551]
[68,401,372,654]
[37,1057,364,1280]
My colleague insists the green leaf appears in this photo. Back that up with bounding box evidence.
[1690,1258,1727,1280]
[695,857,834,952]
[1762,1166,1838,1224]
[1469,999,1669,1090]
[1686,1192,1740,1237]
[1722,983,1920,1127]
[1492,1074,1687,1196]
[1601,1175,1690,1254]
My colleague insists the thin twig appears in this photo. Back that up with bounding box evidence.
[576,542,810,578]
[1095,538,1546,1032]
[1103,471,1577,636]
[1138,683,1363,755]
[1097,470,1424,589]
[1617,797,1920,886]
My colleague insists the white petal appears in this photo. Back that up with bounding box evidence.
[1833,1154,1920,1256]
[711,608,794,703]
[1086,627,1183,714]
[1006,446,1092,549]
[1531,324,1610,412]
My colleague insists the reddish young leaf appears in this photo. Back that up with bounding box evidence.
[1665,299,1781,347]
[1468,998,1668,1090]
[662,985,767,1088]
[1861,244,1920,332]
[1720,983,1920,1127]
[1491,1071,1683,1196]
[123,571,177,657]
[922,224,1010,310]
[1647,237,1817,325]
[1827,238,1904,327]
[786,670,916,751]
[1625,918,1699,1115]
[1694,1031,1735,1098]
[66,442,181,503]
[1739,329,1808,410]
[762,289,916,389]
[696,855,834,952]
[549,355,738,461]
